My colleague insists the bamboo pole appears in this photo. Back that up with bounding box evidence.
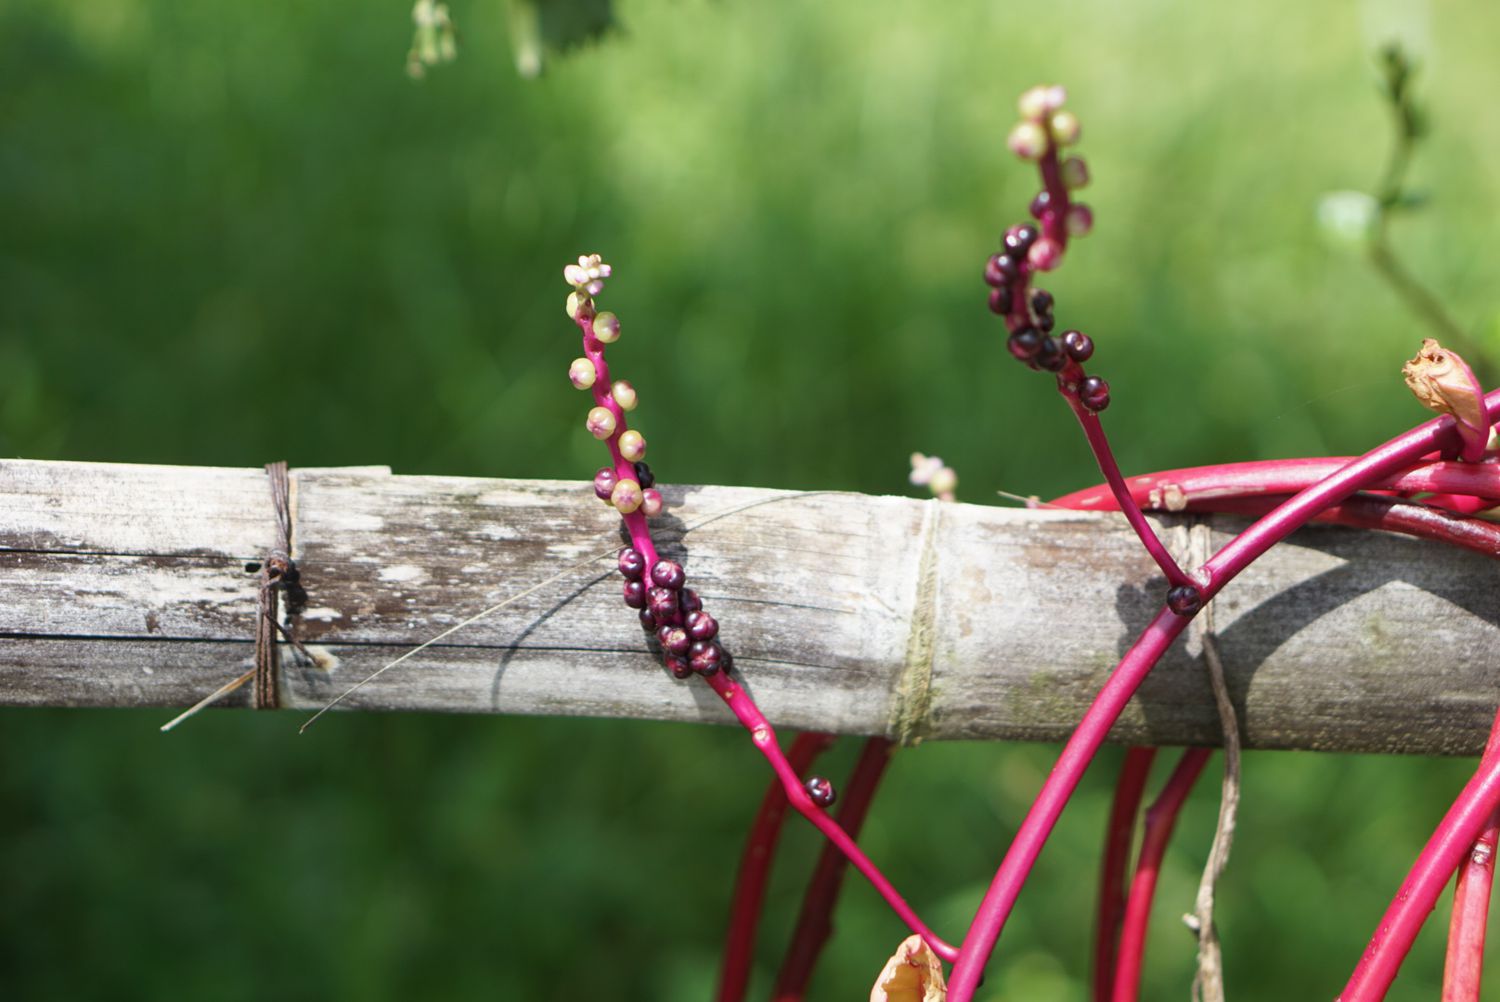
[1,458,1497,754]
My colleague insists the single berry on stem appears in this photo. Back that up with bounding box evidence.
[805,776,838,808]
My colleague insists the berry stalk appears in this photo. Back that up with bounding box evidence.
[563,256,955,963]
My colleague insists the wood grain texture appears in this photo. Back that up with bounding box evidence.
[1,458,1497,755]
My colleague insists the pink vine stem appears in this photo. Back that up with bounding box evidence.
[717,731,836,1002]
[1050,457,1500,512]
[574,302,957,965]
[1094,748,1158,1002]
[1110,747,1212,1002]
[771,737,895,1001]
[946,387,1500,1001]
[705,670,958,962]
[1341,705,1500,1001]
[1442,720,1500,1002]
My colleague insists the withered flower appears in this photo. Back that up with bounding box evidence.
[1402,339,1490,461]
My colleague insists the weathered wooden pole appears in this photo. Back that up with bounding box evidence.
[2,459,1496,754]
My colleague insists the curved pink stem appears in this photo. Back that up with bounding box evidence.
[1050,457,1500,513]
[1442,721,1500,1002]
[1066,400,1194,588]
[706,671,958,963]
[771,737,895,1001]
[1341,710,1500,1001]
[716,732,836,1002]
[1094,748,1158,1002]
[1110,748,1212,1002]
[948,389,1500,1001]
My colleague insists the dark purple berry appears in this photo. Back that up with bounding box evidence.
[685,610,719,642]
[623,580,646,609]
[618,547,645,580]
[657,625,691,656]
[987,286,1012,316]
[1062,330,1094,362]
[1081,375,1111,411]
[679,589,702,614]
[805,776,837,808]
[633,461,655,489]
[1167,584,1204,616]
[993,254,1020,281]
[593,467,618,502]
[1036,336,1067,372]
[1037,313,1056,333]
[1007,327,1043,361]
[664,654,692,679]
[1029,190,1053,219]
[689,640,723,676]
[1030,289,1054,315]
[647,586,679,623]
[1004,224,1038,255]
[638,608,658,631]
[983,255,1011,288]
[651,559,686,590]
[720,649,734,674]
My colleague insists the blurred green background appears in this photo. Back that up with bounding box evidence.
[3,0,1498,998]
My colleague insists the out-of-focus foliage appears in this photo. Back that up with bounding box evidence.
[1,0,1498,998]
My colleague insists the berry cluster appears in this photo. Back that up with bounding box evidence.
[617,548,731,678]
[985,86,1110,413]
[564,254,731,681]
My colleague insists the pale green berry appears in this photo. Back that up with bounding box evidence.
[618,429,646,462]
[593,311,621,343]
[1007,121,1047,160]
[1061,155,1090,189]
[568,358,596,390]
[566,291,593,319]
[929,467,958,498]
[1050,111,1081,146]
[611,478,643,513]
[586,406,617,440]
[612,380,638,411]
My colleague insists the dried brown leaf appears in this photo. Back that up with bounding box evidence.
[1402,339,1489,460]
[870,935,946,1002]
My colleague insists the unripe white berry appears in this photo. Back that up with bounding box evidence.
[568,358,596,390]
[618,429,646,462]
[1007,121,1047,160]
[593,311,621,343]
[612,380,638,411]
[1050,111,1081,146]
[611,479,643,513]
[586,406,617,440]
